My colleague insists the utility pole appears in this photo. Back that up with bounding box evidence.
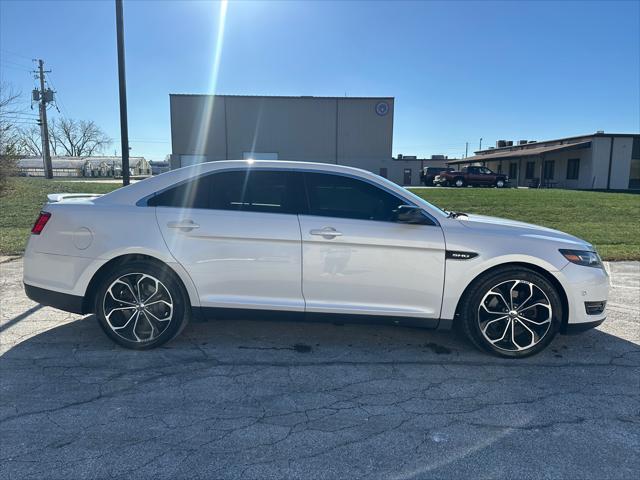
[465,142,469,158]
[36,59,53,179]
[479,137,483,151]
[115,0,130,186]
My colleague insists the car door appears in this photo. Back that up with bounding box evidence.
[299,172,446,319]
[480,167,496,185]
[153,169,304,311]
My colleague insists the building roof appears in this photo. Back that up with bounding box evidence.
[17,156,147,169]
[447,141,592,165]
[170,94,394,101]
[474,131,638,155]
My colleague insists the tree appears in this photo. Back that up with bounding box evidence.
[0,83,23,156]
[49,117,112,157]
[17,125,43,156]
[0,84,24,190]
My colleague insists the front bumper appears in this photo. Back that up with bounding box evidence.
[565,318,606,334]
[556,261,610,328]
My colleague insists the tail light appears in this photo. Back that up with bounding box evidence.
[31,211,51,235]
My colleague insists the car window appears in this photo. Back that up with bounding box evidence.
[304,172,405,222]
[479,167,493,174]
[149,170,299,214]
[147,174,213,209]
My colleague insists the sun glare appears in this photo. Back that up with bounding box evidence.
[192,0,229,162]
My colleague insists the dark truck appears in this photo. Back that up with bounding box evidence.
[433,165,508,188]
[420,166,455,186]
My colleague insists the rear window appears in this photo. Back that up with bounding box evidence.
[148,170,299,214]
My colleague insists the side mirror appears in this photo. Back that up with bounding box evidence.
[393,205,432,225]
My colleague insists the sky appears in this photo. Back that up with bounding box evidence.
[1,0,639,161]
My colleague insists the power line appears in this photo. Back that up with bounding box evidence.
[0,49,34,61]
[43,71,67,117]
[0,61,32,72]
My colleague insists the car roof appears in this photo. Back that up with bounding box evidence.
[94,160,412,206]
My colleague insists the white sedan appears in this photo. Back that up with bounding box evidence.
[23,160,609,358]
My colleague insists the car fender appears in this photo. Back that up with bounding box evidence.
[440,253,567,320]
[76,246,201,309]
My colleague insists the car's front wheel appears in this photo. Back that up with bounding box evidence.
[496,179,505,188]
[458,267,562,358]
[454,178,465,187]
[94,261,190,349]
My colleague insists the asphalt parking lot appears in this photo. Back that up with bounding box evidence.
[1,258,638,479]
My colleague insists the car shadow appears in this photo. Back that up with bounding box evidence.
[2,312,638,367]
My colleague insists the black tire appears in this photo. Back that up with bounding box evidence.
[495,179,506,188]
[457,267,562,358]
[94,260,190,349]
[453,178,465,188]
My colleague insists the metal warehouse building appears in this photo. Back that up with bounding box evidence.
[449,132,640,190]
[169,94,426,186]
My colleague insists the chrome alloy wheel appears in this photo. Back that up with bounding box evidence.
[103,273,173,343]
[477,279,552,352]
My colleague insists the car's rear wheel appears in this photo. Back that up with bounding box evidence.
[458,267,562,358]
[94,261,190,349]
[496,179,505,188]
[454,178,465,188]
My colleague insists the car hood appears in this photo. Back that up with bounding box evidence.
[458,213,592,248]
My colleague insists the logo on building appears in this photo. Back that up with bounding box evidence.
[375,101,389,116]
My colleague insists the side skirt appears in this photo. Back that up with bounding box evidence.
[193,307,441,329]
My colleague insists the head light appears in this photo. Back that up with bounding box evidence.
[559,249,602,268]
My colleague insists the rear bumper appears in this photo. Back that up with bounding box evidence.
[24,283,85,314]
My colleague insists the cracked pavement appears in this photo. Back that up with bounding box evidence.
[1,258,639,479]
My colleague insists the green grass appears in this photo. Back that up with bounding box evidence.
[1,178,638,260]
[0,178,121,256]
[409,187,640,261]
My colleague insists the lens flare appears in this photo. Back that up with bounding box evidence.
[191,0,229,163]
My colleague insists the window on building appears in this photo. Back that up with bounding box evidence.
[379,168,388,178]
[525,161,536,179]
[509,163,518,179]
[149,170,298,214]
[304,172,405,222]
[543,160,555,180]
[566,158,580,180]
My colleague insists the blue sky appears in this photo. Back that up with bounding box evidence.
[1,0,638,161]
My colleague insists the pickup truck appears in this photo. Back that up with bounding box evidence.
[420,166,455,186]
[433,166,508,188]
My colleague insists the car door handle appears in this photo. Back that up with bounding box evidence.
[310,227,343,238]
[167,220,200,231]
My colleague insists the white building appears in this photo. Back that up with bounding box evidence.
[448,133,640,190]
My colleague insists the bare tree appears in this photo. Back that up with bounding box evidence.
[17,125,43,156]
[0,83,24,156]
[49,117,112,157]
[0,84,24,189]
